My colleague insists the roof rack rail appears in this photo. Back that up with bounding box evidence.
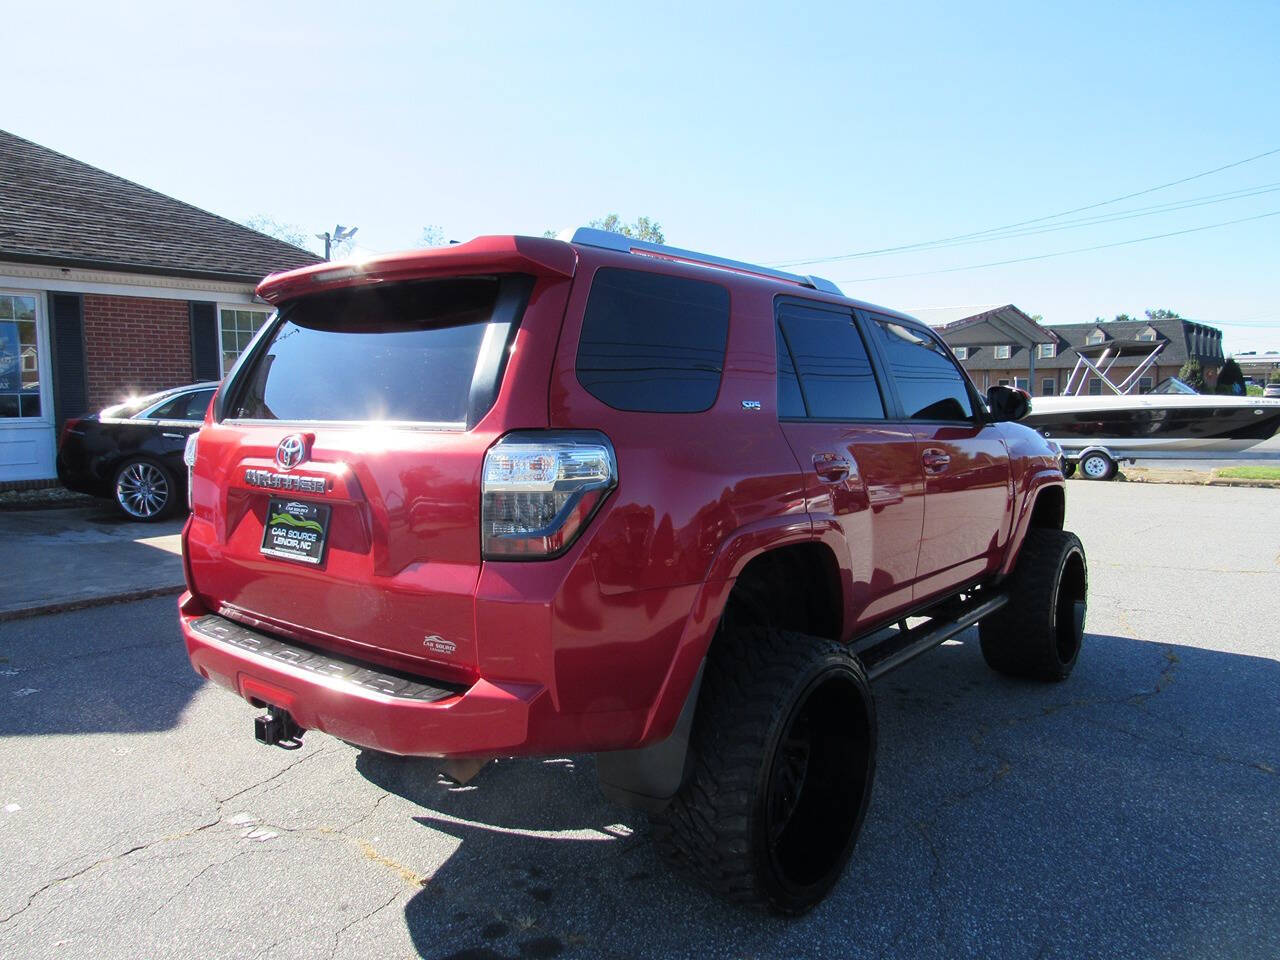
[566,227,842,295]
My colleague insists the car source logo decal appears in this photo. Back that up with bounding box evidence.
[423,635,457,656]
[276,434,308,470]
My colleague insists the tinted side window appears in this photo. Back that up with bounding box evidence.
[576,268,729,413]
[142,394,190,420]
[777,306,884,420]
[776,327,806,417]
[182,389,215,420]
[872,318,974,421]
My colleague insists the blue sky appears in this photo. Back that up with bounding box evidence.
[6,1,1279,350]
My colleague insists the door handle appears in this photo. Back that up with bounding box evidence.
[813,452,852,483]
[921,448,951,474]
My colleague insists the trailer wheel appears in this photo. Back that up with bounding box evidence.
[980,529,1087,682]
[650,628,876,914]
[1077,451,1115,481]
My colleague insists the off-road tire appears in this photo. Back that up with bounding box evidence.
[650,627,876,914]
[979,529,1087,681]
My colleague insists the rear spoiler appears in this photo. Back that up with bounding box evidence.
[256,235,578,304]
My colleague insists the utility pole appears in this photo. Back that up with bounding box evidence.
[315,224,358,261]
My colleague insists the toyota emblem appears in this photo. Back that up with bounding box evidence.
[275,434,308,470]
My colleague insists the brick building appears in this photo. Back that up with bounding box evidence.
[934,304,1225,397]
[0,130,320,484]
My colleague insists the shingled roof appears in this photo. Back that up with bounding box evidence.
[0,129,322,283]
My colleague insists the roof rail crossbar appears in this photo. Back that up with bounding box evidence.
[567,227,842,295]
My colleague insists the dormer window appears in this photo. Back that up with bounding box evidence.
[1085,328,1107,345]
[993,344,1011,359]
[1036,342,1056,359]
[953,346,969,360]
[1137,327,1158,342]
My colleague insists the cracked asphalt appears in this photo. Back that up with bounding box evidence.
[1,481,1277,959]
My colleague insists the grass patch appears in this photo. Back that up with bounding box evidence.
[1214,466,1280,481]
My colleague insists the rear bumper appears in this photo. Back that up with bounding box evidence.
[180,597,540,757]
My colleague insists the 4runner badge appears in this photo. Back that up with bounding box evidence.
[423,635,456,656]
[276,434,308,470]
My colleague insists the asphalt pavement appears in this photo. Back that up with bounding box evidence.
[0,482,1277,959]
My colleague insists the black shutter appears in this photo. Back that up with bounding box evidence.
[189,301,219,381]
[49,292,87,427]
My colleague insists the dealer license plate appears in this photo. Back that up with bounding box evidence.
[260,498,331,565]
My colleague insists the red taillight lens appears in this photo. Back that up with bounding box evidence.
[59,418,85,446]
[481,431,616,560]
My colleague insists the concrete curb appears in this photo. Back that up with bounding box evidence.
[0,584,185,623]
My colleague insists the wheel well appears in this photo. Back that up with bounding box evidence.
[1028,485,1065,531]
[719,543,842,640]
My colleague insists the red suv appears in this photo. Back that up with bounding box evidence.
[179,229,1086,913]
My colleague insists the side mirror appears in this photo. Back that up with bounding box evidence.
[986,385,1031,422]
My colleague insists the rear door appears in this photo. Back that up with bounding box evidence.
[865,316,1012,599]
[775,300,924,632]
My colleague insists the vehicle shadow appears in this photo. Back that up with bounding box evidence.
[355,631,1280,960]
[0,594,199,736]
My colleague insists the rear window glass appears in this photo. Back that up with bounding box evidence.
[230,278,509,424]
[576,268,729,413]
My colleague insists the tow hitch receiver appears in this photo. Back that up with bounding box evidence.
[254,708,305,749]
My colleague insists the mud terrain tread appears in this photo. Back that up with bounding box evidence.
[650,627,871,911]
[979,528,1085,681]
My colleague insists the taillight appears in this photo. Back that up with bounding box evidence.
[481,431,617,559]
[183,432,200,508]
[59,417,85,446]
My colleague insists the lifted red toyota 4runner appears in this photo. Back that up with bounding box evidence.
[179,229,1086,913]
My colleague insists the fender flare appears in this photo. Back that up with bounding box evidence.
[999,470,1067,577]
[596,514,839,811]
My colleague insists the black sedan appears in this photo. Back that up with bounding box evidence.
[57,382,217,521]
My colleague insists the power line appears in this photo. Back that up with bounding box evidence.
[835,210,1280,283]
[775,146,1280,268]
[838,182,1280,258]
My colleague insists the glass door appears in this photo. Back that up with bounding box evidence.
[0,291,56,482]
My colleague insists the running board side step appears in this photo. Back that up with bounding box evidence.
[859,593,1008,681]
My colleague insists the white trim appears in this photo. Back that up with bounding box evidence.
[0,260,265,305]
[952,346,968,360]
[993,344,1011,359]
[1036,342,1056,359]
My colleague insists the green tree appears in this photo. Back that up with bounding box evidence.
[545,215,666,244]
[588,214,665,244]
[1270,370,1280,384]
[420,225,445,247]
[1216,357,1246,395]
[1145,308,1183,320]
[1179,358,1206,392]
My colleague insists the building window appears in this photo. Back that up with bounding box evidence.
[0,293,41,419]
[1138,327,1158,342]
[1037,342,1056,359]
[220,308,272,374]
[1086,329,1106,345]
[1138,376,1154,394]
[993,344,1011,360]
[1088,378,1103,395]
[1014,377,1029,391]
[998,378,1011,387]
[1041,378,1056,396]
[952,346,968,360]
